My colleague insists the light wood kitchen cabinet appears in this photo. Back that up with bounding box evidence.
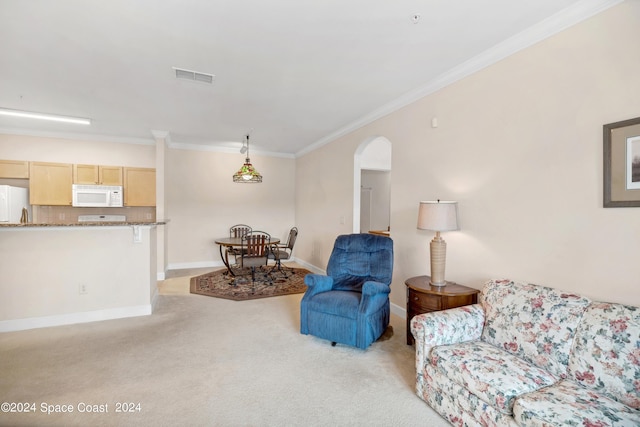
[124,167,156,206]
[100,166,123,185]
[0,160,30,178]
[29,162,73,205]
[73,164,123,185]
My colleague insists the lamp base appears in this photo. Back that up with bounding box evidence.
[429,233,447,287]
[429,280,449,287]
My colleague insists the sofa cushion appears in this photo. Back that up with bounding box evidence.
[422,362,520,427]
[568,302,640,409]
[513,379,640,427]
[430,341,557,415]
[481,279,591,378]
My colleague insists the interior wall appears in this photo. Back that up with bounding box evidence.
[295,2,640,310]
[0,133,155,167]
[296,141,356,269]
[0,226,155,330]
[165,147,296,268]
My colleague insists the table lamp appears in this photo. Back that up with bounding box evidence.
[417,200,459,287]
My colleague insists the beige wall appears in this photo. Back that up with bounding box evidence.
[165,147,296,268]
[0,133,155,167]
[296,141,356,268]
[295,2,640,309]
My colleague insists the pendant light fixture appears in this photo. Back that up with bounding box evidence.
[232,134,262,183]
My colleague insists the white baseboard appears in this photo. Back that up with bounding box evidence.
[150,285,159,310]
[166,260,222,271]
[160,261,223,280]
[390,302,406,320]
[290,257,325,275]
[0,305,153,333]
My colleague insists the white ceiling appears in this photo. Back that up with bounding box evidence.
[0,0,618,157]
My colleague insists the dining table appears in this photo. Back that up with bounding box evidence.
[214,236,280,276]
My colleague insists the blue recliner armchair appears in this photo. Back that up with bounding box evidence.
[300,233,394,349]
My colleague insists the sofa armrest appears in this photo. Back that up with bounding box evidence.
[410,304,485,374]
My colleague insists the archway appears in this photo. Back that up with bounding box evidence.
[353,136,392,233]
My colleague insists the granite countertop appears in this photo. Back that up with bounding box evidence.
[0,221,167,228]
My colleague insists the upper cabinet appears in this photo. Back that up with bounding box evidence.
[0,160,29,179]
[29,162,73,205]
[73,164,123,185]
[4,159,154,207]
[124,167,156,206]
[100,166,123,186]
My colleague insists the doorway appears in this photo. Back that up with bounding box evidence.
[353,137,391,234]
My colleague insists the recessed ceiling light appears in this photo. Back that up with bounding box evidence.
[0,107,91,125]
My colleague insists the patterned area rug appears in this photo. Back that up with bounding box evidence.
[190,266,310,301]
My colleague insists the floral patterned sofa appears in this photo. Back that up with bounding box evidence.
[410,279,640,426]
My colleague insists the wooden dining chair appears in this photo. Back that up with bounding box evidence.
[237,231,272,286]
[229,224,252,238]
[226,224,252,266]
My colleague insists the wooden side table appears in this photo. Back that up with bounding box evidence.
[405,275,480,345]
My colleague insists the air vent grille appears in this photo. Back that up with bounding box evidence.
[173,67,214,84]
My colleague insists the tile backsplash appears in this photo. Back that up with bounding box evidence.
[33,205,156,224]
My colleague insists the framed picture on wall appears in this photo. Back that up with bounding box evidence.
[603,116,640,207]
[626,135,640,190]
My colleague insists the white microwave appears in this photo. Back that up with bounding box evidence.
[72,184,123,207]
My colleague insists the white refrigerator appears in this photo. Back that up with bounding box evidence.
[0,185,31,223]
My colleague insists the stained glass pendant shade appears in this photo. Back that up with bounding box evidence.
[233,134,262,183]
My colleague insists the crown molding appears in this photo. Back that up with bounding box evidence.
[0,127,155,146]
[167,140,295,159]
[296,0,623,158]
[0,125,293,158]
[150,130,170,140]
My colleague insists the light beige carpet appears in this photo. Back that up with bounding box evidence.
[0,272,449,427]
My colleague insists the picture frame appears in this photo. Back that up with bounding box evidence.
[603,116,640,207]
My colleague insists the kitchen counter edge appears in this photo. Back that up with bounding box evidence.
[0,220,168,228]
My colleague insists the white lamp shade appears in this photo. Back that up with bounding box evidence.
[417,201,459,231]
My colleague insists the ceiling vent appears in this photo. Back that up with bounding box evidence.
[173,67,215,84]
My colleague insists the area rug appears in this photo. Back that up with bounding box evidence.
[190,267,310,301]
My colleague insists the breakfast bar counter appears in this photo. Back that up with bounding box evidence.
[0,221,167,227]
[0,221,166,332]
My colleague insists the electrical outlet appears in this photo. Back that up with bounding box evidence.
[59,213,66,220]
[145,213,152,220]
[79,284,88,295]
